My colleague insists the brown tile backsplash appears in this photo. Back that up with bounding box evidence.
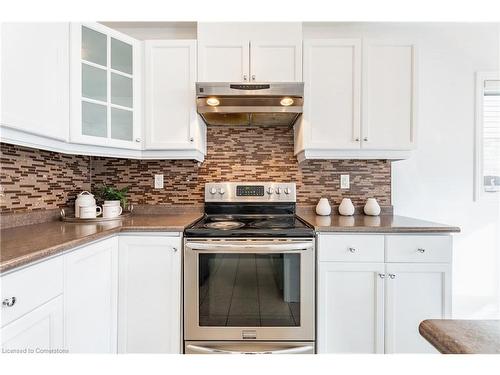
[0,126,391,213]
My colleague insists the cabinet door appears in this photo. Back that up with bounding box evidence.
[385,263,451,353]
[1,296,63,352]
[118,234,182,353]
[64,237,118,353]
[1,23,69,141]
[250,40,302,82]
[302,39,362,150]
[317,262,385,353]
[198,41,250,82]
[70,23,142,149]
[144,40,203,151]
[362,40,417,150]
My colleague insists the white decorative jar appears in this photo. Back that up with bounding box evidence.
[338,198,355,216]
[315,198,331,216]
[364,198,381,216]
[74,191,96,218]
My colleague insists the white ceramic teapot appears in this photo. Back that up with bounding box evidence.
[75,191,96,218]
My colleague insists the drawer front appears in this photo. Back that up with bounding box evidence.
[385,235,452,263]
[1,256,63,326]
[318,234,384,262]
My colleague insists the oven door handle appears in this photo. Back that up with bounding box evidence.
[185,344,314,354]
[186,242,313,252]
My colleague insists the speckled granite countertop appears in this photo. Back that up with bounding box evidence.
[297,212,460,233]
[419,319,500,354]
[0,213,202,273]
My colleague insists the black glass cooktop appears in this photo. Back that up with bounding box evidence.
[185,214,315,238]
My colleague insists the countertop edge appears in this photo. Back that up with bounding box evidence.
[419,320,465,354]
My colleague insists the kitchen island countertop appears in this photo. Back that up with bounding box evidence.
[419,319,500,354]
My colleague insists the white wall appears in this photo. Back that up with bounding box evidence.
[304,22,500,318]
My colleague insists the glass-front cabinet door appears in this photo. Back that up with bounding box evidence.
[70,23,141,149]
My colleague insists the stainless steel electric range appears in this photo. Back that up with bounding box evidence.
[183,182,315,354]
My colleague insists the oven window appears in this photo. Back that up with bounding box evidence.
[198,253,301,327]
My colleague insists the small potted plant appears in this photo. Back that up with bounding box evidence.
[94,184,129,209]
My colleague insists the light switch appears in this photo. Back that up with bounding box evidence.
[340,174,350,189]
[154,174,164,189]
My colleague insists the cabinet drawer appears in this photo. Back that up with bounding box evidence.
[385,235,452,263]
[318,235,384,262]
[1,256,63,327]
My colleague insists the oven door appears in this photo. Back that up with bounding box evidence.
[184,238,315,341]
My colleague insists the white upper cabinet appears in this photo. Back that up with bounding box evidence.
[362,40,417,150]
[296,38,417,161]
[250,40,302,82]
[198,41,250,82]
[300,39,361,151]
[144,40,205,156]
[1,23,69,141]
[70,23,142,150]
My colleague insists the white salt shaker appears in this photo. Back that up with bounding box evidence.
[315,198,331,216]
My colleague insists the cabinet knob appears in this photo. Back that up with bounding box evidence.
[417,248,426,253]
[355,138,360,142]
[2,297,16,308]
[388,274,396,279]
[189,137,194,142]
[378,273,386,279]
[363,137,368,142]
[251,74,256,81]
[243,74,248,81]
[135,138,142,143]
[172,247,178,252]
[348,247,356,253]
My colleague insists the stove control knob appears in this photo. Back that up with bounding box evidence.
[209,187,217,195]
[284,187,291,195]
[267,187,274,195]
[275,187,282,194]
[218,188,225,195]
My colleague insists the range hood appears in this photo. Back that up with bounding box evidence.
[196,82,304,127]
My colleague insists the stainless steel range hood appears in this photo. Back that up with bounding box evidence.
[196,82,304,127]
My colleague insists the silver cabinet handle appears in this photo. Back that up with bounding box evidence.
[348,247,356,253]
[378,273,386,279]
[355,138,360,142]
[2,297,16,307]
[135,138,141,143]
[417,248,426,253]
[243,74,248,81]
[251,74,256,81]
[172,247,178,252]
[388,274,396,279]
[189,137,194,142]
[363,137,368,141]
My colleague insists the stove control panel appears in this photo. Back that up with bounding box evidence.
[205,182,296,202]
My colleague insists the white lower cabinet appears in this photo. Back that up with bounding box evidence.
[384,263,451,353]
[118,234,182,353]
[63,237,118,353]
[318,262,385,353]
[317,234,452,354]
[1,296,64,352]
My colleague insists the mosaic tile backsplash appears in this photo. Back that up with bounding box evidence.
[0,127,391,212]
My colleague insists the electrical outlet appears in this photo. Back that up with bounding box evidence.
[154,174,164,189]
[340,174,350,189]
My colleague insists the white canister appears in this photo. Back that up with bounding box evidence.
[79,205,102,219]
[103,204,123,218]
[338,198,355,216]
[364,198,381,216]
[75,191,96,218]
[315,198,331,216]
